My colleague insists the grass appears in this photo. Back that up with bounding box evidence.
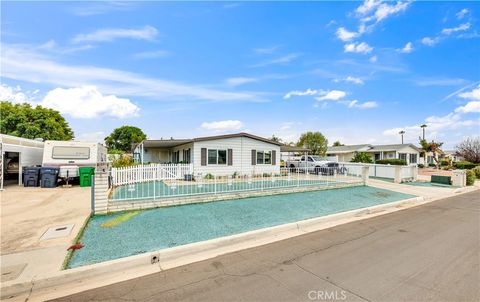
[100,211,141,228]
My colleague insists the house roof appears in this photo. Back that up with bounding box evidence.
[280,145,310,153]
[327,143,422,154]
[326,144,371,154]
[139,132,283,149]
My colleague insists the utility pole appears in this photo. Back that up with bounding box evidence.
[399,130,405,144]
[420,124,427,140]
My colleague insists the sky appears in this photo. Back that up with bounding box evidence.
[1,1,479,149]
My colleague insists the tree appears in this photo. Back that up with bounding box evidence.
[351,152,373,163]
[332,141,344,147]
[456,137,480,164]
[0,101,73,140]
[296,131,328,156]
[271,134,282,143]
[419,138,443,168]
[105,126,147,152]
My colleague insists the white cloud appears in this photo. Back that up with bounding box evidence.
[0,84,32,103]
[356,0,382,15]
[421,37,439,46]
[399,42,413,53]
[336,27,358,41]
[284,88,318,99]
[132,50,170,59]
[348,100,378,109]
[252,53,300,67]
[201,120,244,131]
[373,1,410,23]
[458,86,480,101]
[225,77,258,87]
[369,55,378,63]
[441,23,471,35]
[334,76,364,85]
[316,90,347,101]
[344,42,373,54]
[456,8,469,20]
[253,46,280,54]
[76,131,105,143]
[72,25,158,43]
[1,44,263,102]
[415,77,468,86]
[42,86,139,118]
[455,101,480,114]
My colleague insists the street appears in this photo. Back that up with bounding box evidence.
[52,191,480,302]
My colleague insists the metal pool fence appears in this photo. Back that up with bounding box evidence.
[109,167,364,202]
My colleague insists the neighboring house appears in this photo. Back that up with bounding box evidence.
[326,143,421,165]
[442,150,462,162]
[133,132,282,176]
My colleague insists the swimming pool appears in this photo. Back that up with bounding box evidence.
[69,186,415,268]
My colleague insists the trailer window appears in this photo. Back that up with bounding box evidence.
[52,146,90,159]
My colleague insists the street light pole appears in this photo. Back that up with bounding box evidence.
[420,124,427,140]
[399,130,405,144]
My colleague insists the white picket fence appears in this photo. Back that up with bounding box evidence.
[111,164,193,186]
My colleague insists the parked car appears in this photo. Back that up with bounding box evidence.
[286,155,343,175]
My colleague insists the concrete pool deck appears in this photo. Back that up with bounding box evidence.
[1,181,478,302]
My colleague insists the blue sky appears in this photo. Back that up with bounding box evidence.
[1,1,479,148]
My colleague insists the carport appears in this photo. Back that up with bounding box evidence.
[0,134,44,189]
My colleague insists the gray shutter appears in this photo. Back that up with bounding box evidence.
[251,149,256,165]
[272,150,276,165]
[227,149,233,166]
[201,148,207,166]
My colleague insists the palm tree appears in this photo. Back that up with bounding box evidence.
[420,124,427,140]
[399,130,405,144]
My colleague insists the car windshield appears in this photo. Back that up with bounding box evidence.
[310,156,322,161]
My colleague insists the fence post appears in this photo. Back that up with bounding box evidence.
[361,165,369,185]
[93,165,109,214]
[411,165,418,181]
[394,166,402,183]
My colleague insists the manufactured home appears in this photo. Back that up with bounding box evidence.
[133,132,282,176]
[42,141,108,168]
[0,134,44,188]
[327,143,422,165]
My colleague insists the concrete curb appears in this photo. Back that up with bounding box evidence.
[1,195,430,302]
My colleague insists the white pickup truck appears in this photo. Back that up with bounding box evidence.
[286,155,342,175]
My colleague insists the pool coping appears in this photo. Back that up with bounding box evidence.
[1,194,428,302]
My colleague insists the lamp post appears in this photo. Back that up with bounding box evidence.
[420,124,427,140]
[399,130,405,144]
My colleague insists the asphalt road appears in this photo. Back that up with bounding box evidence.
[52,191,480,302]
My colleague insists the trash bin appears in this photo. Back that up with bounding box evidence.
[23,167,41,187]
[40,167,59,188]
[79,167,95,187]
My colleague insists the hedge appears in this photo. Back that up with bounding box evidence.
[473,166,480,179]
[454,161,477,170]
[466,170,476,186]
[375,159,407,166]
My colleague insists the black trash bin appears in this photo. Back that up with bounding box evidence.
[40,167,60,188]
[23,167,41,187]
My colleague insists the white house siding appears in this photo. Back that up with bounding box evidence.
[192,137,280,176]
[335,152,355,162]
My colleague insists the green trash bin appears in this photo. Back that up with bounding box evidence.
[79,167,95,187]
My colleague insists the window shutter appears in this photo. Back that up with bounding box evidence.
[201,148,207,166]
[227,149,233,166]
[272,150,276,165]
[251,149,256,165]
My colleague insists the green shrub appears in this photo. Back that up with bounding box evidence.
[376,159,407,166]
[351,152,373,163]
[417,164,425,168]
[454,161,476,170]
[204,173,214,180]
[440,159,450,166]
[428,163,436,167]
[466,170,476,186]
[112,155,137,168]
[473,166,480,179]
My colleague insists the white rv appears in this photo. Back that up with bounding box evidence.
[42,141,108,178]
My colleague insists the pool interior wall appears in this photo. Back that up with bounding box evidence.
[68,186,416,268]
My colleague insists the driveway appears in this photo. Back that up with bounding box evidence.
[51,191,480,302]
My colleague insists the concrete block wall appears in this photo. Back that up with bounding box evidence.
[452,170,466,187]
[94,172,109,214]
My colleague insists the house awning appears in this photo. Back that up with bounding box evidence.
[142,139,193,149]
[280,145,310,153]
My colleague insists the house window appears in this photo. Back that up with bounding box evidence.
[256,151,271,164]
[208,149,227,165]
[172,150,180,163]
[398,153,407,161]
[409,154,417,164]
[182,148,191,164]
